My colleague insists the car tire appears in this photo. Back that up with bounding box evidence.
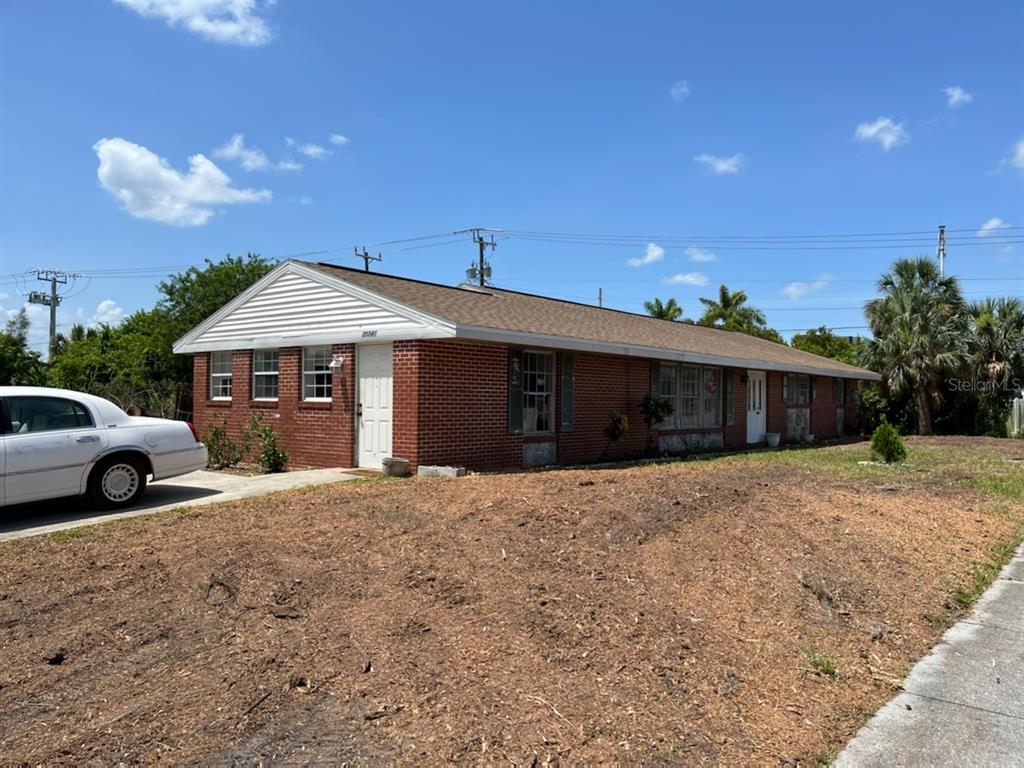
[89,455,148,509]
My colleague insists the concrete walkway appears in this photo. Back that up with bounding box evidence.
[0,468,361,543]
[835,543,1024,767]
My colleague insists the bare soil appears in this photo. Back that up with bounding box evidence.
[1,437,1022,765]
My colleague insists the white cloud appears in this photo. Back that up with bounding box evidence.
[329,133,350,146]
[277,158,303,172]
[854,116,909,151]
[663,272,708,286]
[93,137,271,227]
[627,242,665,267]
[0,292,8,301]
[978,217,1010,237]
[298,196,313,206]
[212,133,268,171]
[285,137,331,159]
[91,299,125,326]
[685,246,717,263]
[943,86,973,108]
[1002,136,1024,176]
[669,80,690,102]
[781,274,834,300]
[693,152,746,175]
[113,0,272,46]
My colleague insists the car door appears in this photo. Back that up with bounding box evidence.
[2,395,109,505]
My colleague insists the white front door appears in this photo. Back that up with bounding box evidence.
[357,343,393,469]
[746,370,766,443]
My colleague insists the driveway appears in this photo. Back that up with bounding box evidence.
[0,468,361,542]
[835,542,1024,766]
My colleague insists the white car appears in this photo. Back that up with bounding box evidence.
[1,386,208,509]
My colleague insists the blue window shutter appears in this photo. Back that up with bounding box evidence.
[560,352,574,432]
[725,367,734,426]
[508,348,523,434]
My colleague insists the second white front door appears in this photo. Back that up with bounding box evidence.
[357,343,393,468]
[746,370,766,443]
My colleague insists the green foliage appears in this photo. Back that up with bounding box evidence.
[870,422,907,464]
[861,257,968,435]
[966,297,1024,436]
[640,394,674,427]
[204,419,248,469]
[0,309,46,385]
[697,284,783,343]
[603,411,629,443]
[643,297,685,322]
[790,326,861,365]
[50,254,274,416]
[245,412,288,473]
[801,646,839,679]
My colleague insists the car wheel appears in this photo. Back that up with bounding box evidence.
[89,456,148,509]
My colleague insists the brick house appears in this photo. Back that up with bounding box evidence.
[174,260,881,471]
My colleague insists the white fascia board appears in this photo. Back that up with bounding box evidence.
[454,324,882,381]
[172,260,456,354]
[175,326,454,354]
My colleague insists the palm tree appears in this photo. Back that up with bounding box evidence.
[967,297,1024,434]
[644,297,684,321]
[861,257,968,435]
[698,284,766,329]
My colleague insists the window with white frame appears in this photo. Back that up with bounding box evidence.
[252,349,279,400]
[303,346,332,400]
[832,377,845,406]
[655,363,723,429]
[522,351,555,433]
[210,351,233,399]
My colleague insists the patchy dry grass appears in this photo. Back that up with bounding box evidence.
[0,436,1021,765]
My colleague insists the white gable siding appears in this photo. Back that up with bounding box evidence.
[175,269,452,352]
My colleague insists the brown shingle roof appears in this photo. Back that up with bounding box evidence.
[304,261,878,379]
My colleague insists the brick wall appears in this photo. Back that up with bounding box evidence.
[192,344,355,468]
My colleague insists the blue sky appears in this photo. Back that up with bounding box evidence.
[1,0,1022,353]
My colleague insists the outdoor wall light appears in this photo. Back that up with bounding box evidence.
[328,355,344,370]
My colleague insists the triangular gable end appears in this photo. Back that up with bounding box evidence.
[173,261,455,353]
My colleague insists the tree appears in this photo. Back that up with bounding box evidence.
[966,297,1024,435]
[696,284,783,342]
[643,297,684,321]
[51,254,275,416]
[861,257,968,435]
[0,308,46,385]
[790,326,861,365]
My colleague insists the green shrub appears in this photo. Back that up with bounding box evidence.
[640,394,674,427]
[245,413,288,473]
[204,419,247,469]
[604,411,629,444]
[870,421,906,464]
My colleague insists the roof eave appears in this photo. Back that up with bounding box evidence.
[454,324,881,381]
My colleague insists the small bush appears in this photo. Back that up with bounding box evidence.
[204,419,247,469]
[640,394,674,427]
[245,413,288,473]
[604,411,629,444]
[871,421,906,464]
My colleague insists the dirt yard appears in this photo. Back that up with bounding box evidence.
[1,437,1022,765]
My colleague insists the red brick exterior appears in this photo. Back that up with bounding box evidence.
[192,345,355,468]
[191,340,864,471]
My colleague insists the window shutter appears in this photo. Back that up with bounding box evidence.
[508,348,523,434]
[725,367,734,426]
[651,360,660,395]
[782,374,789,405]
[811,376,818,404]
[560,352,574,432]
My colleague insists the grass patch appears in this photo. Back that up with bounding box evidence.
[801,646,839,679]
[952,532,1024,610]
[969,475,1024,502]
[47,527,98,544]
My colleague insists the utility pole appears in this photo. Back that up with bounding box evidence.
[937,224,947,276]
[598,288,603,308]
[455,228,501,286]
[27,269,77,361]
[354,247,382,272]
